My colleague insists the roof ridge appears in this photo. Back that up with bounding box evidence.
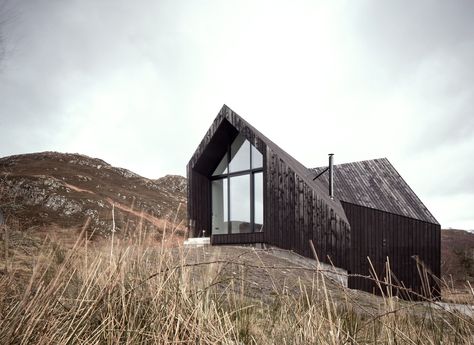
[311,157,388,170]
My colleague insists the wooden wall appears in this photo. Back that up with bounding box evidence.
[187,168,211,237]
[187,106,441,298]
[187,105,351,270]
[343,202,441,298]
[212,232,265,245]
[264,150,350,269]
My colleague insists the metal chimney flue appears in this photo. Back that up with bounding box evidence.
[328,153,334,199]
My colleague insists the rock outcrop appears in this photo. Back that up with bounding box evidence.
[0,152,187,236]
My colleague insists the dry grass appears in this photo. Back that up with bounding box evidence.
[0,222,473,344]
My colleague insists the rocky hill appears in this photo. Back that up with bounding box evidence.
[0,152,187,237]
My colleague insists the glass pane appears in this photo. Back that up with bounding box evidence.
[229,175,251,233]
[254,172,263,232]
[251,145,263,169]
[212,154,227,176]
[212,179,228,235]
[229,134,250,173]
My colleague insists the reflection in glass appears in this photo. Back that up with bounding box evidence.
[229,134,250,173]
[254,172,263,231]
[211,133,264,235]
[213,155,227,176]
[212,179,228,234]
[230,175,251,233]
[251,145,263,169]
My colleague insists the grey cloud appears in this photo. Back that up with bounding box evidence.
[0,0,473,228]
[0,0,185,161]
[355,1,474,72]
[352,1,474,174]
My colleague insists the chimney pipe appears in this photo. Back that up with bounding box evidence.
[328,154,334,199]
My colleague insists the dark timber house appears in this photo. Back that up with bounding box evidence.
[187,105,441,298]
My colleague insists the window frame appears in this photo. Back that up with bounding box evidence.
[211,138,263,235]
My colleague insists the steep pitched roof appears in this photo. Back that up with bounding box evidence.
[188,105,348,221]
[311,158,438,224]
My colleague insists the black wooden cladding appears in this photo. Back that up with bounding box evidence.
[187,169,211,237]
[212,232,264,245]
[344,202,441,298]
[187,105,350,270]
[311,158,441,298]
[187,105,440,298]
[264,151,350,268]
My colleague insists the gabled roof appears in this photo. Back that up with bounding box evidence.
[188,105,348,221]
[311,158,438,224]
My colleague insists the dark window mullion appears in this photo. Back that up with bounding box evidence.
[249,139,253,169]
[227,145,231,235]
[250,143,255,233]
[251,172,255,233]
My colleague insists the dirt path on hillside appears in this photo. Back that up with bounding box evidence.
[106,197,171,228]
[63,182,95,194]
[61,179,184,231]
[6,172,185,232]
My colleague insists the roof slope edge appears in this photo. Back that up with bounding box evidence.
[311,158,438,224]
[188,104,348,222]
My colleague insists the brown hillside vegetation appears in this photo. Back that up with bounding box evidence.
[0,225,473,344]
[1,151,473,291]
[442,229,474,286]
[0,152,473,343]
[0,152,186,238]
[1,152,474,286]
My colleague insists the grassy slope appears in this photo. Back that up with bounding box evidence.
[0,227,473,344]
[1,151,473,342]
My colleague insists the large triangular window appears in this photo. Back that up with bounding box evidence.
[211,134,264,235]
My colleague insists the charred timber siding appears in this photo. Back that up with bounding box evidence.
[265,151,350,268]
[311,158,441,297]
[344,202,441,298]
[187,169,210,237]
[187,105,351,269]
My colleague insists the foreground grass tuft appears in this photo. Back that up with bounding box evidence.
[0,226,473,344]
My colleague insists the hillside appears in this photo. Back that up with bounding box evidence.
[0,152,186,237]
[1,151,473,290]
[441,229,474,286]
[0,152,473,343]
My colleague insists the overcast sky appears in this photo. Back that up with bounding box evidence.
[0,0,473,229]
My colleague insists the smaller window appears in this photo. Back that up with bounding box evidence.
[229,134,251,173]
